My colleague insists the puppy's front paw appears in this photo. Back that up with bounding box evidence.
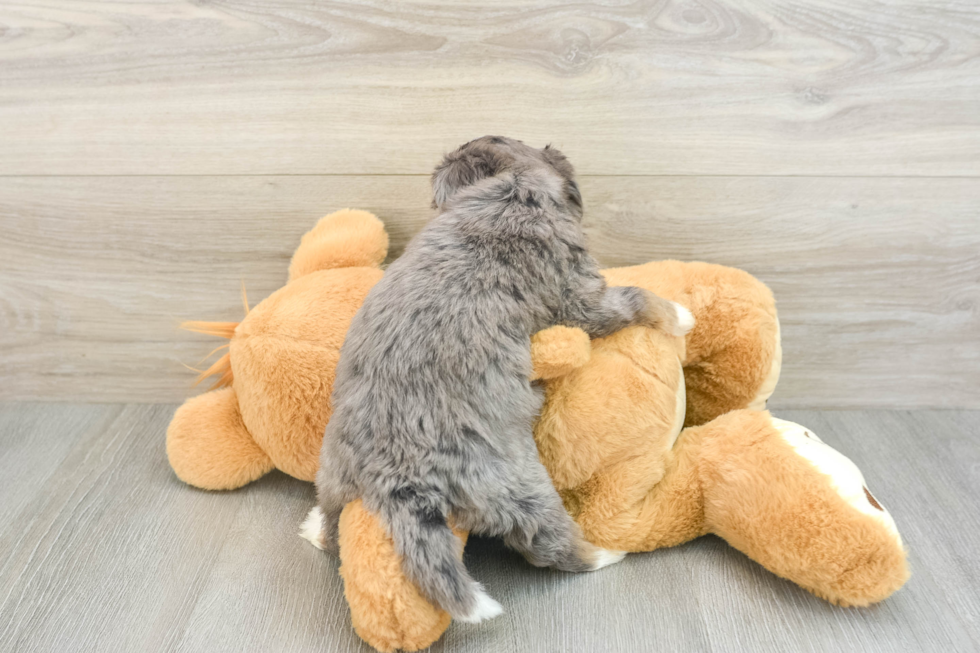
[638,290,695,337]
[669,302,695,336]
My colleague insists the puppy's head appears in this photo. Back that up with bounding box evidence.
[431,136,582,218]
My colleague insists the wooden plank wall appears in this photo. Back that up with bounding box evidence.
[1,1,978,407]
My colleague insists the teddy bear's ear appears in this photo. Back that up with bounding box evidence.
[530,326,591,381]
[288,210,389,281]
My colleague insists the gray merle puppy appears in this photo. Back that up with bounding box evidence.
[301,136,694,622]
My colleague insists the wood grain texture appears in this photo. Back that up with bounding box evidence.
[1,175,977,407]
[0,403,977,652]
[1,1,979,176]
[1,0,977,405]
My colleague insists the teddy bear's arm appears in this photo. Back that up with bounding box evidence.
[681,273,780,426]
[529,326,591,380]
[603,260,780,427]
[288,209,389,281]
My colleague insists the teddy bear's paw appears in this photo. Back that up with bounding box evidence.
[456,586,504,624]
[299,506,327,550]
[669,302,696,337]
[590,548,627,570]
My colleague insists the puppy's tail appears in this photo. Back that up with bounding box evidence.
[383,493,503,624]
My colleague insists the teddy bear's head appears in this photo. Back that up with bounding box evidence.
[231,210,390,481]
[168,210,389,488]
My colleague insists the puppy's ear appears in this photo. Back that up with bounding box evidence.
[540,144,575,179]
[431,144,502,209]
[564,179,582,214]
[541,145,582,216]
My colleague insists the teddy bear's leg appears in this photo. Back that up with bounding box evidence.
[166,387,275,490]
[695,409,909,606]
[337,499,468,653]
[288,209,389,281]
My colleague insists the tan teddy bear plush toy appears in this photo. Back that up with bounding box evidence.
[167,210,909,653]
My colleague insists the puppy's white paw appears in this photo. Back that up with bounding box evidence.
[670,302,695,336]
[456,587,504,624]
[299,506,326,550]
[590,548,627,570]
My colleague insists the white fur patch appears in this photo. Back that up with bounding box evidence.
[770,417,902,546]
[670,302,696,336]
[591,548,627,570]
[299,506,326,550]
[456,587,504,624]
[748,319,782,410]
[666,358,687,451]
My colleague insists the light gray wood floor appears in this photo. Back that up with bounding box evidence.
[0,404,977,652]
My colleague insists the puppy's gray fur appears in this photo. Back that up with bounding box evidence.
[311,136,691,622]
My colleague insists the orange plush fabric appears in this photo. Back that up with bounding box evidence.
[338,500,469,653]
[166,387,274,490]
[167,211,908,653]
[693,411,909,607]
[167,209,386,490]
[604,261,782,426]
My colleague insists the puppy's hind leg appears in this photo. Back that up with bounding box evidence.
[502,476,625,572]
[301,499,344,555]
[300,505,328,550]
[302,457,350,554]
